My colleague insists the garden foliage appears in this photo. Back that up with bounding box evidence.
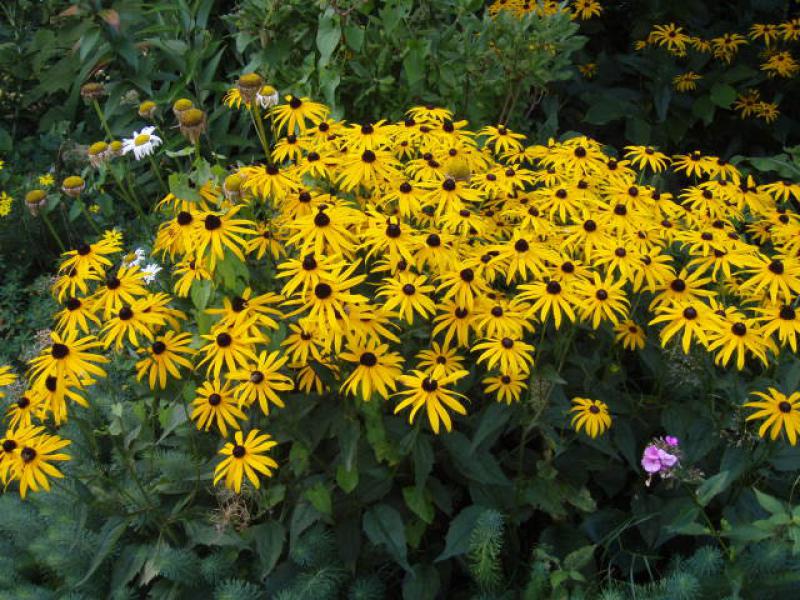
[1,1,800,599]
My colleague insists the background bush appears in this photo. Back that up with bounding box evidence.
[1,1,800,598]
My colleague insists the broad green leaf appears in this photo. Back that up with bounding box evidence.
[710,83,738,108]
[403,563,440,600]
[316,10,341,67]
[436,505,485,561]
[562,545,596,571]
[363,504,410,570]
[403,486,434,524]
[250,522,285,577]
[190,279,213,311]
[304,482,333,516]
[754,489,787,516]
[336,465,359,493]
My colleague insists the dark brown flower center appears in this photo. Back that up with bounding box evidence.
[51,343,69,359]
[216,333,232,347]
[315,282,333,299]
[360,352,378,367]
[208,393,222,406]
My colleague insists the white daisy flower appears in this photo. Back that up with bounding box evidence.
[141,263,162,284]
[122,126,162,160]
[257,85,279,110]
[123,247,146,268]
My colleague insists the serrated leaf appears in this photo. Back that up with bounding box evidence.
[363,504,410,570]
[77,517,128,586]
[436,505,485,561]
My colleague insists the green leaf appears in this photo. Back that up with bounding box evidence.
[304,482,333,516]
[403,39,428,90]
[250,522,285,577]
[471,403,511,451]
[77,517,128,586]
[562,545,595,571]
[697,470,736,506]
[692,96,715,125]
[343,23,365,51]
[437,505,485,561]
[363,504,410,570]
[403,486,434,524]
[710,83,737,108]
[754,489,787,516]
[316,10,341,67]
[336,465,359,493]
[403,563,440,600]
[190,279,213,311]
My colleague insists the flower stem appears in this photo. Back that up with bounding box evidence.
[41,210,66,252]
[79,201,101,234]
[109,168,147,220]
[251,104,272,163]
[92,100,114,139]
[148,155,169,195]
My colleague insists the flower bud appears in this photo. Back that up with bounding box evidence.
[138,100,157,119]
[62,176,86,197]
[80,82,106,101]
[237,73,264,104]
[87,141,109,167]
[25,189,47,216]
[172,98,194,119]
[178,108,207,144]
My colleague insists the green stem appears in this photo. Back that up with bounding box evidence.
[79,201,101,234]
[41,210,66,252]
[109,168,146,220]
[251,104,272,163]
[147,155,168,195]
[92,100,113,139]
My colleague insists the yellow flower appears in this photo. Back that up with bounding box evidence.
[570,397,612,438]
[135,330,195,390]
[394,369,469,434]
[0,191,13,217]
[191,379,246,438]
[227,350,294,414]
[744,388,800,445]
[214,429,278,493]
[339,341,404,401]
[6,427,71,499]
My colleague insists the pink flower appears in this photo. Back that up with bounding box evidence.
[657,448,678,467]
[641,445,663,473]
[665,435,679,446]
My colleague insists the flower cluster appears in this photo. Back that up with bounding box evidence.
[489,0,603,21]
[3,76,800,498]
[641,435,681,485]
[640,19,800,121]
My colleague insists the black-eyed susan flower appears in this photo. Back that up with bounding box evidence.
[0,366,17,398]
[518,279,578,328]
[707,317,775,370]
[624,146,670,173]
[415,341,465,378]
[6,390,45,429]
[191,380,246,438]
[213,429,278,493]
[433,301,475,349]
[271,95,329,134]
[394,369,469,434]
[100,296,167,350]
[756,302,800,352]
[194,206,257,270]
[198,319,263,379]
[744,388,800,445]
[649,301,719,354]
[228,350,293,415]
[570,397,612,438]
[574,272,629,329]
[135,331,195,390]
[472,336,535,376]
[483,372,526,404]
[339,341,404,402]
[739,255,800,303]
[92,265,149,318]
[28,330,108,387]
[377,272,437,324]
[172,258,212,297]
[289,264,367,334]
[6,427,71,498]
[614,321,647,350]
